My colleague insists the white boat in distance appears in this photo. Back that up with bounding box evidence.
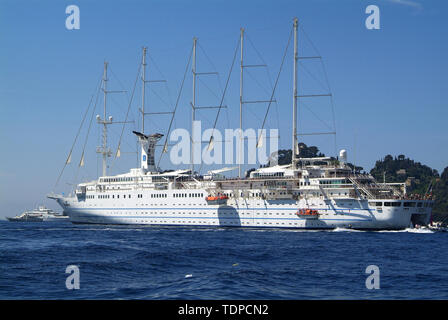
[48,19,433,230]
[7,206,69,222]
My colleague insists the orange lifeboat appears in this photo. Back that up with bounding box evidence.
[205,193,229,205]
[296,208,319,219]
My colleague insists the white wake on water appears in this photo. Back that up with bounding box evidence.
[331,227,363,232]
[377,228,435,234]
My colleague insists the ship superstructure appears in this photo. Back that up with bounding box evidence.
[48,19,433,230]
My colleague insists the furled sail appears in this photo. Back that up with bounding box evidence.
[79,153,85,167]
[66,152,72,165]
[207,136,214,151]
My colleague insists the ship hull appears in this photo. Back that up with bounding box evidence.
[7,216,43,222]
[55,196,432,230]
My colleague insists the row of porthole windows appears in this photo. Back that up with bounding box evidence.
[89,193,204,199]
[173,193,204,198]
[103,218,312,227]
[87,194,132,200]
[151,194,167,198]
[102,211,303,216]
[88,192,339,200]
[101,177,135,183]
[102,216,322,227]
[131,220,286,226]
[369,201,431,208]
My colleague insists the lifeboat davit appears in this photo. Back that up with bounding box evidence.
[296,209,319,219]
[205,193,228,205]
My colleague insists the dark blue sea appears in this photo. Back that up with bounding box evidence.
[0,220,447,299]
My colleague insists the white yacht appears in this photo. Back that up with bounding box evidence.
[7,206,69,222]
[48,19,433,230]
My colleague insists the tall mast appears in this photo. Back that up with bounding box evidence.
[292,17,298,168]
[239,28,244,178]
[191,37,197,174]
[141,47,147,133]
[97,61,112,177]
[102,61,109,177]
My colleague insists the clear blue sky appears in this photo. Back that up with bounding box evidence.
[0,0,447,217]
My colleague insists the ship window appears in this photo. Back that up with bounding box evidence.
[386,202,401,207]
[404,202,416,207]
[417,202,422,207]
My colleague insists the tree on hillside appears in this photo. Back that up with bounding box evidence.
[433,167,448,219]
[370,154,438,193]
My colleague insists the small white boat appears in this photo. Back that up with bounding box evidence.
[7,206,69,222]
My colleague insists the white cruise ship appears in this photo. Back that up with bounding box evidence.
[48,19,433,230]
